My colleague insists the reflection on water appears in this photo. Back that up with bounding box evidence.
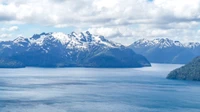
[0,63,200,112]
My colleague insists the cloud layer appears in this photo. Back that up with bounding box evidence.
[0,0,200,45]
[0,26,19,40]
[1,26,19,32]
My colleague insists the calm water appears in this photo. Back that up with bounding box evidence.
[0,64,200,112]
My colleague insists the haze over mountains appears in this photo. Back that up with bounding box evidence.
[0,31,151,68]
[129,38,200,64]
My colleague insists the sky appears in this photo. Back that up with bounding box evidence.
[0,0,200,45]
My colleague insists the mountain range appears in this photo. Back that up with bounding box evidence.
[0,31,151,68]
[129,38,200,64]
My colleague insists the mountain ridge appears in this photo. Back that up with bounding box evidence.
[0,31,151,68]
[129,38,200,64]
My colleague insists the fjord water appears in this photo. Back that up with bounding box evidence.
[0,64,200,112]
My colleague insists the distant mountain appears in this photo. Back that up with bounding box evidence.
[129,38,200,64]
[167,56,200,81]
[0,31,151,68]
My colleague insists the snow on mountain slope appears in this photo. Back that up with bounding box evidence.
[132,39,154,47]
[184,42,200,48]
[26,31,121,50]
[131,38,186,48]
[129,38,200,64]
[13,36,31,47]
[0,31,151,68]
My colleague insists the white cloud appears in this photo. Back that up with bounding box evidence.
[8,26,19,31]
[1,26,19,32]
[0,0,200,27]
[0,33,12,38]
[153,0,200,19]
[1,0,200,44]
[3,0,198,27]
[88,27,134,38]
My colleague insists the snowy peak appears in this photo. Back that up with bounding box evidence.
[129,38,200,64]
[174,41,182,47]
[132,38,184,48]
[13,36,29,43]
[30,32,57,46]
[132,39,152,47]
[131,38,200,49]
[184,42,200,48]
[52,32,70,44]
[13,36,30,47]
[0,31,151,68]
[153,38,183,48]
[12,31,121,50]
[31,32,52,40]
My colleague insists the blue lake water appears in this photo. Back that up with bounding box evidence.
[0,63,200,112]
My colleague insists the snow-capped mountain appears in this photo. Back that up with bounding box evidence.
[129,38,200,64]
[0,31,151,68]
[132,38,184,48]
[184,42,200,49]
[28,31,121,50]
